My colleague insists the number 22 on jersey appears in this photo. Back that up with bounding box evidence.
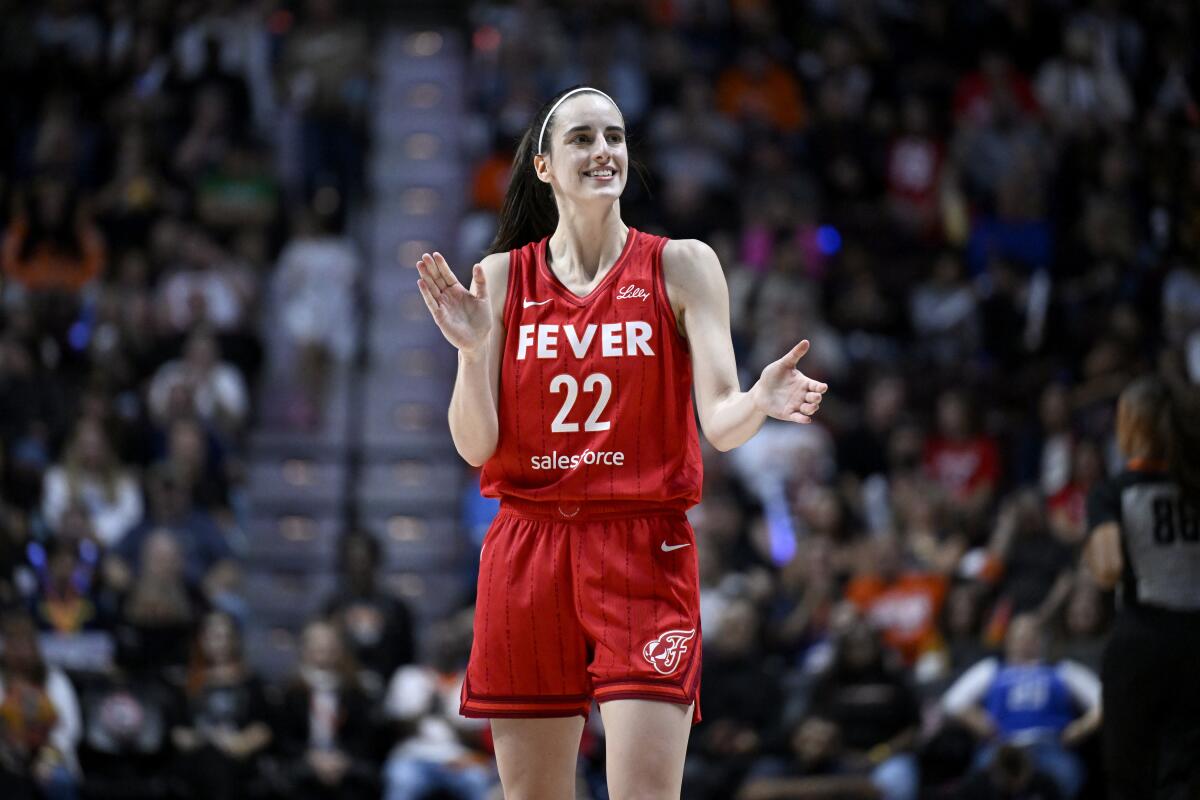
[550,373,612,432]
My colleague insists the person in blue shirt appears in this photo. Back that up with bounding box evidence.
[941,613,1102,798]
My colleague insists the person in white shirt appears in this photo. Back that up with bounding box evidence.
[41,420,142,548]
[382,616,495,800]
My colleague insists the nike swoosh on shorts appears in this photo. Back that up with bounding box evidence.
[660,541,691,552]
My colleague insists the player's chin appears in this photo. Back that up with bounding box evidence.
[579,175,625,191]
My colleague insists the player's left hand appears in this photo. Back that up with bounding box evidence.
[754,340,828,424]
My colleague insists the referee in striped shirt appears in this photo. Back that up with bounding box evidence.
[1085,372,1200,800]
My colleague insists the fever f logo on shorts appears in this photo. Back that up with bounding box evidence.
[642,629,696,675]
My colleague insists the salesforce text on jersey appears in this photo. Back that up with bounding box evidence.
[530,449,626,470]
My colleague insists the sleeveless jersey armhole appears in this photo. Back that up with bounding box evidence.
[499,248,520,326]
[652,237,689,347]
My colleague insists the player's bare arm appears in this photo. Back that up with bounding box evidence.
[415,250,509,466]
[662,238,828,452]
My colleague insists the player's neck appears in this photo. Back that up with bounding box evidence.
[548,206,628,283]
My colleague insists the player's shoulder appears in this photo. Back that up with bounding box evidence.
[478,250,511,278]
[661,238,724,297]
[661,238,719,269]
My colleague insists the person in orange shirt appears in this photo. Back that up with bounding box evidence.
[715,47,807,133]
[2,177,106,293]
[845,534,948,666]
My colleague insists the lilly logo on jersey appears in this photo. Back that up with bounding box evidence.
[616,283,650,301]
[642,628,696,675]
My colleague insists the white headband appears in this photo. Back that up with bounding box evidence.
[537,87,618,155]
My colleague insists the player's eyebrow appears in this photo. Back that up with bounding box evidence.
[563,125,625,136]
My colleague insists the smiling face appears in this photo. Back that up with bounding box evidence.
[534,92,627,209]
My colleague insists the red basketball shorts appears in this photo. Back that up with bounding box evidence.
[459,499,702,723]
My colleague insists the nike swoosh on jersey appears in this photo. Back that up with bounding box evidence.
[523,299,552,308]
[660,541,691,552]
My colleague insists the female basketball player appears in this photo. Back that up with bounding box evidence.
[1085,373,1200,800]
[414,86,828,799]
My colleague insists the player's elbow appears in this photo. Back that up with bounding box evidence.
[708,435,738,453]
[704,426,746,453]
[455,442,495,468]
[450,429,496,467]
[448,410,498,467]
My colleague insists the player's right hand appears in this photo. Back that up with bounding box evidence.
[414,252,492,354]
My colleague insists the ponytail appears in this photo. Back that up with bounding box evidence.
[486,85,618,256]
[1123,370,1200,498]
[1163,367,1200,498]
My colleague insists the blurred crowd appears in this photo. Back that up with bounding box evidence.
[2,0,1199,799]
[452,0,1199,798]
[0,1,402,798]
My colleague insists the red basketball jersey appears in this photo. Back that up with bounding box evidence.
[479,228,703,506]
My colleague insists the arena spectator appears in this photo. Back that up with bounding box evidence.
[684,598,785,800]
[113,531,207,681]
[804,619,921,800]
[886,94,946,241]
[715,46,806,134]
[984,490,1075,621]
[171,611,272,800]
[26,531,113,635]
[271,619,380,800]
[155,227,254,336]
[113,464,234,593]
[147,329,248,435]
[381,612,494,800]
[1035,23,1135,135]
[2,175,105,294]
[952,50,1040,127]
[152,418,233,517]
[75,659,186,799]
[845,535,948,670]
[737,716,878,800]
[322,530,416,699]
[942,614,1101,798]
[277,0,369,200]
[272,200,360,427]
[0,612,82,800]
[922,389,1000,522]
[41,419,142,548]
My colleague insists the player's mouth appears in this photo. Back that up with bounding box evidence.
[583,167,616,182]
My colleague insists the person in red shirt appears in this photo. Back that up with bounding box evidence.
[1046,440,1103,544]
[886,95,945,241]
[412,85,829,800]
[952,49,1039,128]
[923,389,1001,521]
